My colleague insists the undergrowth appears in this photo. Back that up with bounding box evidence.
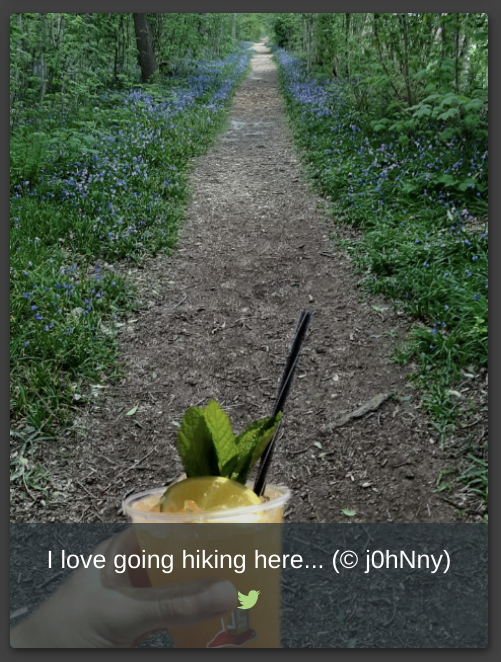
[274,48,488,515]
[10,48,251,452]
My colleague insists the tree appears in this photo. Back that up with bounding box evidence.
[133,13,157,83]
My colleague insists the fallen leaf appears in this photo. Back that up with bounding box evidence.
[126,406,138,416]
[313,441,322,449]
[341,508,356,517]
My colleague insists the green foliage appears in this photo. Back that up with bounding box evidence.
[274,14,488,509]
[10,12,261,132]
[236,13,267,42]
[269,13,488,118]
[10,40,250,435]
[176,400,281,484]
[177,406,220,477]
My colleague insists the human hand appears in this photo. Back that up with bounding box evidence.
[11,527,237,648]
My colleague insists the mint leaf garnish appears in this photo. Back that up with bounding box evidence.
[176,406,218,477]
[175,401,281,484]
[251,412,282,466]
[231,413,282,484]
[204,400,238,478]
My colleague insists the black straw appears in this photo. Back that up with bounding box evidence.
[253,310,312,496]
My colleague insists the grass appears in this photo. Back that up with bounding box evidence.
[10,47,252,447]
[274,48,488,514]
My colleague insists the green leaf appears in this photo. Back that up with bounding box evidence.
[465,99,483,112]
[464,114,480,128]
[437,107,459,121]
[203,400,238,478]
[231,420,268,484]
[341,508,356,517]
[126,406,138,416]
[231,413,282,484]
[436,174,456,186]
[250,413,282,466]
[235,419,264,446]
[439,128,456,141]
[231,445,258,485]
[176,406,218,478]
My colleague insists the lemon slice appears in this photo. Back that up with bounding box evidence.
[160,476,262,514]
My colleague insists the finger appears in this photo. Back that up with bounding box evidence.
[101,527,151,589]
[111,578,237,632]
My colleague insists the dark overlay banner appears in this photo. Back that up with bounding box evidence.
[10,524,487,648]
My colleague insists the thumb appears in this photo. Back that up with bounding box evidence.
[108,578,237,636]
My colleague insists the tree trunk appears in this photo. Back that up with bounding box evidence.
[441,17,447,59]
[454,14,462,92]
[199,13,208,37]
[133,13,157,83]
[232,13,237,40]
[40,15,48,104]
[345,13,351,78]
[306,15,313,74]
[40,53,47,103]
[399,14,413,107]
[373,14,401,101]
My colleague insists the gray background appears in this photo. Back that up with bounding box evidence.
[10,523,487,648]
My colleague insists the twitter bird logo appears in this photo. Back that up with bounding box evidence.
[238,590,260,610]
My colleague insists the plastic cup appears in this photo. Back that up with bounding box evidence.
[123,483,290,648]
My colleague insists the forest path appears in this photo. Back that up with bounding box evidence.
[22,43,460,523]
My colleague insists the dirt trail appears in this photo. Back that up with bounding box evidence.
[19,44,464,523]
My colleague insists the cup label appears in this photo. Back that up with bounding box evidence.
[206,605,257,648]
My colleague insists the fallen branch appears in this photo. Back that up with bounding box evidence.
[321,392,393,434]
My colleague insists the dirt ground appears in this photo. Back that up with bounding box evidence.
[12,44,487,524]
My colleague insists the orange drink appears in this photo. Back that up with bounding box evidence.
[123,481,290,648]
